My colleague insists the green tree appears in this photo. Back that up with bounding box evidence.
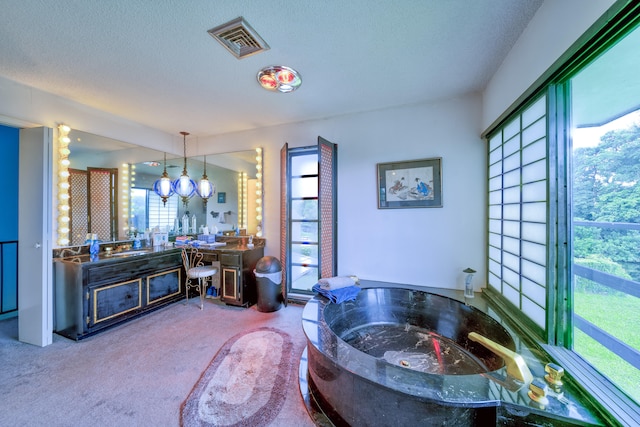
[573,123,640,279]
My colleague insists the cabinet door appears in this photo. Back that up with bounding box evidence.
[88,279,142,328]
[147,268,181,305]
[221,267,239,303]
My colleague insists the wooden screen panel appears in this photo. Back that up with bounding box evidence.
[318,136,337,278]
[69,169,88,245]
[88,168,117,242]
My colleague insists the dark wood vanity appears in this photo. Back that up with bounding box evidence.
[54,241,264,340]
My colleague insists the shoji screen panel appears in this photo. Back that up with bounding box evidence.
[487,96,548,330]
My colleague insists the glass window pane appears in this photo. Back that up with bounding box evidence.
[291,243,318,266]
[291,199,318,220]
[522,117,545,145]
[522,241,546,265]
[503,152,520,173]
[503,220,520,238]
[522,96,546,127]
[291,266,319,292]
[503,135,520,157]
[522,222,546,244]
[503,186,520,204]
[489,162,502,178]
[522,159,546,183]
[503,204,520,221]
[521,181,546,202]
[521,297,545,329]
[291,176,318,198]
[503,118,520,141]
[522,139,546,164]
[292,221,318,243]
[291,153,317,176]
[522,202,546,223]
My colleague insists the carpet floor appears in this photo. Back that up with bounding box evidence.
[0,298,316,427]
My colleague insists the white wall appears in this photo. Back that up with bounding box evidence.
[482,0,616,130]
[202,95,486,291]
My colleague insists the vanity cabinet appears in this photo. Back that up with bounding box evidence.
[54,250,182,340]
[201,246,263,307]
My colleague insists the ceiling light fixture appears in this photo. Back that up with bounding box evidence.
[196,155,215,208]
[153,152,175,206]
[172,131,196,207]
[257,65,302,93]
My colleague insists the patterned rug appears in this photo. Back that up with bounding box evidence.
[180,327,294,427]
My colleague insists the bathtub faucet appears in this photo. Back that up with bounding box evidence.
[468,332,533,385]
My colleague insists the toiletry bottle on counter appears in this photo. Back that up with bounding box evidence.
[133,233,141,250]
[182,214,189,235]
[89,236,100,256]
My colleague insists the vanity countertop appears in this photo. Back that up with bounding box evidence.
[54,243,265,265]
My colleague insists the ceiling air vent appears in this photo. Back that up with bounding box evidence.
[207,17,270,59]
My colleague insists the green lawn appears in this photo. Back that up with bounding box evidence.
[574,292,640,404]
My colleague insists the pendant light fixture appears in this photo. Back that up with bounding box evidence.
[196,155,215,207]
[172,131,196,207]
[152,152,174,206]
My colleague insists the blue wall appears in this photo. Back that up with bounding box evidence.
[0,125,19,317]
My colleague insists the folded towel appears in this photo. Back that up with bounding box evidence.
[318,275,359,290]
[312,283,361,304]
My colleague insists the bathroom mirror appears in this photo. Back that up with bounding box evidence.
[56,129,262,247]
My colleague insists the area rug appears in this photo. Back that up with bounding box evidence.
[180,327,294,427]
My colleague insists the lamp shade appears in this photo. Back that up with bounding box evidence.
[197,178,214,199]
[173,174,196,198]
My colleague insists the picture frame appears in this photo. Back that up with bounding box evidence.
[217,192,226,203]
[377,157,442,209]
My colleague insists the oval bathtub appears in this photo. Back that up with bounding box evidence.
[301,287,519,426]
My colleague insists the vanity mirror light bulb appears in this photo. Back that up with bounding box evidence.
[59,170,70,178]
[59,227,69,234]
[60,205,70,212]
[61,136,70,144]
[60,216,70,223]
[59,182,70,189]
[256,215,262,221]
[59,147,70,156]
[60,124,71,133]
[60,159,70,167]
[58,193,69,201]
[59,238,69,245]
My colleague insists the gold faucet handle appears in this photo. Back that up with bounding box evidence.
[545,362,564,392]
[528,378,550,407]
[468,332,533,384]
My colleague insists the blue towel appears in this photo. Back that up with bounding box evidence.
[312,284,361,304]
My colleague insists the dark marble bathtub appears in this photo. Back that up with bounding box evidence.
[300,286,606,426]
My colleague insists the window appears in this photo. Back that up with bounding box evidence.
[288,147,320,293]
[569,23,640,407]
[130,188,178,234]
[281,137,337,297]
[485,6,640,424]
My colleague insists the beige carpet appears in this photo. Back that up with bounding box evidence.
[0,298,315,427]
[181,327,294,426]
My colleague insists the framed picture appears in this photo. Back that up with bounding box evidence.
[377,157,442,209]
[217,192,226,203]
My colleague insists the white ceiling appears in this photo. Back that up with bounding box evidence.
[0,0,543,138]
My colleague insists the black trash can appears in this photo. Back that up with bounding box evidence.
[254,256,283,312]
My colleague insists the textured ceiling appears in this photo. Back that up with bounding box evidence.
[0,0,543,138]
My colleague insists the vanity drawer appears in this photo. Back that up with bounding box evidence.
[220,253,240,266]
